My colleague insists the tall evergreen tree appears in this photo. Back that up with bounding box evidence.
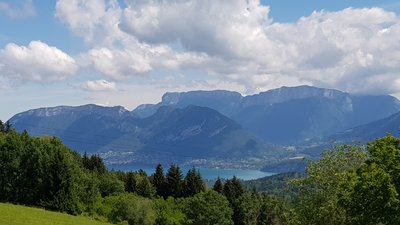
[125,171,137,193]
[183,167,206,197]
[213,177,224,193]
[223,176,244,204]
[0,120,4,133]
[152,164,166,198]
[165,164,183,198]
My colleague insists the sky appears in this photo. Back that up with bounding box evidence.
[1,0,400,120]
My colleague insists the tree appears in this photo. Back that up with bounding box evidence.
[152,164,166,198]
[213,177,224,193]
[40,138,82,214]
[154,197,189,225]
[99,173,125,197]
[184,190,234,225]
[340,134,400,224]
[292,144,367,225]
[342,163,399,225]
[82,154,106,175]
[165,164,183,198]
[126,171,137,193]
[104,193,155,225]
[223,176,244,204]
[234,192,262,225]
[135,173,156,198]
[0,120,3,133]
[183,167,206,197]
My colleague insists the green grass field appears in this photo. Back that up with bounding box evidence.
[0,203,112,225]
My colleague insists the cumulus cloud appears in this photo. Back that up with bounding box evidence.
[0,0,35,19]
[0,41,78,82]
[56,0,400,95]
[83,79,118,91]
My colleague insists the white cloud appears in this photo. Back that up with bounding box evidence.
[83,79,118,91]
[56,0,400,95]
[0,0,35,19]
[0,41,78,82]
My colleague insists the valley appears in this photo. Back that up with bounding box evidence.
[9,85,400,173]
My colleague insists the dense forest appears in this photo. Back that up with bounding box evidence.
[1,120,400,224]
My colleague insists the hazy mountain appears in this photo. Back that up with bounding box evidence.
[133,86,400,144]
[329,111,400,143]
[9,86,400,171]
[132,90,243,118]
[10,104,276,166]
[10,104,131,153]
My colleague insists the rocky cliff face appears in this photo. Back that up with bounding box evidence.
[132,86,400,144]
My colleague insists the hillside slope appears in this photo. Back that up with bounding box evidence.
[10,105,277,167]
[0,203,111,225]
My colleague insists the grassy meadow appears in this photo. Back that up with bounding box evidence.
[0,203,112,225]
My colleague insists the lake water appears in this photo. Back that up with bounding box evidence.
[108,164,274,181]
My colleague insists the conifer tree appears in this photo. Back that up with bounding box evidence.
[152,164,166,198]
[165,164,183,198]
[125,171,137,193]
[213,176,223,193]
[223,176,244,204]
[183,167,206,197]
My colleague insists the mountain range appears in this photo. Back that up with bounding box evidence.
[9,85,400,172]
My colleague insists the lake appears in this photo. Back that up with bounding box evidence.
[108,163,274,180]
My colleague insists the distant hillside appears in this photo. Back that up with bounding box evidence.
[11,105,277,167]
[9,86,400,171]
[133,86,400,144]
[242,172,306,197]
[330,111,400,143]
[0,203,111,225]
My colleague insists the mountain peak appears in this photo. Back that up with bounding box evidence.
[13,104,129,120]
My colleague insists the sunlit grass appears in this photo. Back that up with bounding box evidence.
[0,203,112,225]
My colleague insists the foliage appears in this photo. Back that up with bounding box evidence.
[82,153,107,175]
[165,164,184,198]
[183,190,233,225]
[100,193,155,225]
[223,176,245,204]
[242,172,305,198]
[213,176,224,193]
[0,130,84,214]
[152,164,166,198]
[4,127,400,225]
[183,168,206,197]
[291,144,367,225]
[154,197,189,225]
[340,134,400,224]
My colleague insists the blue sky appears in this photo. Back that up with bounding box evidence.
[1,0,400,120]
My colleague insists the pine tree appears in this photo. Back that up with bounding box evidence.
[223,176,244,204]
[90,154,106,174]
[213,176,223,193]
[165,164,183,198]
[183,168,206,197]
[152,164,166,198]
[125,171,137,193]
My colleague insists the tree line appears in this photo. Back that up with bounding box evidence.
[0,125,284,224]
[1,120,400,224]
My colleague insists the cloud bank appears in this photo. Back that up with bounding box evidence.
[0,41,77,83]
[9,0,400,95]
[83,79,118,92]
